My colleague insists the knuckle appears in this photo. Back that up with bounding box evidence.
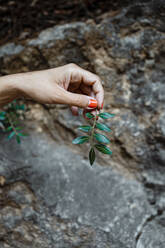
[96,75,101,82]
[96,76,104,88]
[68,63,78,70]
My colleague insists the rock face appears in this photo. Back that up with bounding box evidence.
[0,1,165,247]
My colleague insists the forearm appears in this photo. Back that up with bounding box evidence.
[0,74,21,108]
[0,64,103,110]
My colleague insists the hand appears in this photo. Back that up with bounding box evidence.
[0,64,104,115]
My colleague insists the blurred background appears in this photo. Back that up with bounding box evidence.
[0,1,165,247]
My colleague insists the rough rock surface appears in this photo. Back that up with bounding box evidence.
[0,132,155,248]
[0,1,165,247]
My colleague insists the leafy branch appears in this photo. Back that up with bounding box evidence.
[0,100,27,143]
[0,99,114,166]
[72,111,115,166]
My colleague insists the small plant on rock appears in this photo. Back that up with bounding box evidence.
[72,111,115,166]
[0,100,27,144]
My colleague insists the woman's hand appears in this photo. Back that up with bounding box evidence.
[0,64,104,114]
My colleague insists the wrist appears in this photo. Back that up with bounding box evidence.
[4,74,18,89]
[0,74,22,107]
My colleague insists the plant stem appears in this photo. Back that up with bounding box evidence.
[90,114,97,147]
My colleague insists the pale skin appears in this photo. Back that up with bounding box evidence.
[0,63,104,115]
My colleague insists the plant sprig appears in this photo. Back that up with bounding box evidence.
[0,100,27,144]
[72,111,115,166]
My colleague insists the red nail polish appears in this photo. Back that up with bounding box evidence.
[88,99,98,108]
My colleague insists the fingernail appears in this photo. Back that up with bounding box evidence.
[88,98,98,109]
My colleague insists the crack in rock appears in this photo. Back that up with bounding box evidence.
[135,208,165,248]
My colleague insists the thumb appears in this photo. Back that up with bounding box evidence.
[61,91,98,109]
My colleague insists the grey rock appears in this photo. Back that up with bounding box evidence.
[0,43,24,58]
[1,207,22,230]
[137,212,165,248]
[0,132,154,248]
[22,207,37,222]
[28,22,91,48]
[157,112,165,137]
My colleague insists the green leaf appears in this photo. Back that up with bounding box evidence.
[96,123,111,132]
[78,125,92,133]
[18,133,28,137]
[16,104,20,110]
[8,131,15,140]
[89,148,95,166]
[72,136,89,144]
[94,132,110,144]
[10,102,15,109]
[6,126,13,131]
[0,111,6,115]
[15,127,22,131]
[98,112,115,119]
[0,112,6,121]
[16,104,25,110]
[0,116,5,121]
[85,112,94,119]
[95,144,112,155]
[16,135,21,144]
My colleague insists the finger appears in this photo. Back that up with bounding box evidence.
[89,91,95,114]
[57,87,98,109]
[79,68,104,109]
[70,88,82,115]
[90,91,97,116]
[83,91,96,119]
[92,80,104,110]
[68,65,104,108]
[70,106,79,116]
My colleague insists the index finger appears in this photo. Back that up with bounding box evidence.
[92,79,104,110]
[80,68,104,109]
